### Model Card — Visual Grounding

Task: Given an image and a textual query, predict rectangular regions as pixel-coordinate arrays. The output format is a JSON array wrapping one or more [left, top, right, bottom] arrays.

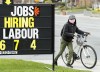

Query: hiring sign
[[0, 0, 54, 55]]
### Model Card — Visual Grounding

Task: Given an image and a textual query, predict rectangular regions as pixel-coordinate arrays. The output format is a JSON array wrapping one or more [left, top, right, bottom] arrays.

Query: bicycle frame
[[73, 34, 89, 59]]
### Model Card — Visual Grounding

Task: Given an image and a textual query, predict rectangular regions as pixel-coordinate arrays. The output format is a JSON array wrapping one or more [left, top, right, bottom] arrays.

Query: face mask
[[69, 19, 75, 24]]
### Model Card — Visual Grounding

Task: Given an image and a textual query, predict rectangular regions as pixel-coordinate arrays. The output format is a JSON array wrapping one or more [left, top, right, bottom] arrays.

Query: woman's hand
[[84, 32, 90, 35]]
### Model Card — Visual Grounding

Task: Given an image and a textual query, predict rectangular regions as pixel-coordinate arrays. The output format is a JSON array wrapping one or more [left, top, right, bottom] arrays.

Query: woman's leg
[[54, 38, 68, 62], [67, 41, 73, 64]]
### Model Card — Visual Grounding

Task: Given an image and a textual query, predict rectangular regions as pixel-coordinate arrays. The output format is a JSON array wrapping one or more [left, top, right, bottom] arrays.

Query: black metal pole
[[53, 51, 55, 71], [52, 4, 55, 71]]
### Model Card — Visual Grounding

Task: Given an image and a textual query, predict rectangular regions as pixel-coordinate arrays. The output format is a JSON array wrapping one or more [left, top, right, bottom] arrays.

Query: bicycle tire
[[80, 45, 97, 69]]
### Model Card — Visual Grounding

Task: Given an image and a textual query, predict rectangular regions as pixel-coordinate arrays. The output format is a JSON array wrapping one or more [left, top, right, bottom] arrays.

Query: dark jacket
[[61, 19, 84, 42]]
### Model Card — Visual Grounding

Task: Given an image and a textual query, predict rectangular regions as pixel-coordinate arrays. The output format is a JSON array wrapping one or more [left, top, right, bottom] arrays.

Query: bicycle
[[61, 33, 97, 69]]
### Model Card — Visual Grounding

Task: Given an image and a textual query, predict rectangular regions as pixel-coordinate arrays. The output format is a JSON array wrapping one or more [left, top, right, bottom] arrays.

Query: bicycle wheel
[[61, 48, 74, 65], [80, 45, 97, 69]]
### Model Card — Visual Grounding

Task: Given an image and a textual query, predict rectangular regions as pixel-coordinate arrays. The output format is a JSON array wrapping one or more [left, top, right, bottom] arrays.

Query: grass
[[66, 8, 85, 13], [92, 10, 100, 14], [0, 58, 90, 72], [56, 5, 100, 14], [55, 6, 85, 13]]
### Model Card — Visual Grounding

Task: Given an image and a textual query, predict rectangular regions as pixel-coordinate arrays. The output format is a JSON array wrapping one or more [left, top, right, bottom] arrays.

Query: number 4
[[30, 40, 36, 50]]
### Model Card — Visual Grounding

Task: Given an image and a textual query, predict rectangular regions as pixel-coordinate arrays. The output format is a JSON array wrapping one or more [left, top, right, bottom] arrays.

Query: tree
[[44, 0, 52, 3]]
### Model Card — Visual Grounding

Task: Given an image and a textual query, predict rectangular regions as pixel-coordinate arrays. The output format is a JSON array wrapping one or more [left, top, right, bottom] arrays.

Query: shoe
[[73, 52, 80, 60], [76, 56, 80, 60], [54, 61, 58, 66], [66, 63, 73, 68]]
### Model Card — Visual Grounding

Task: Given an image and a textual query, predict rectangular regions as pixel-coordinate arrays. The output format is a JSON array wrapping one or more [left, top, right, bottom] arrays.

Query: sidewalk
[[33, 59, 100, 72], [84, 10, 100, 17], [55, 10, 100, 18]]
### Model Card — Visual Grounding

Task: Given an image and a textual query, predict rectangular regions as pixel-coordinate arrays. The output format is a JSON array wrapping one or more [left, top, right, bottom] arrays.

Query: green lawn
[[0, 59, 90, 72], [92, 10, 100, 14], [66, 8, 85, 13]]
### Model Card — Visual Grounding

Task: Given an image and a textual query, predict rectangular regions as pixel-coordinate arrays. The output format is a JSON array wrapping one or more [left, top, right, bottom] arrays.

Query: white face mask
[[69, 19, 75, 24]]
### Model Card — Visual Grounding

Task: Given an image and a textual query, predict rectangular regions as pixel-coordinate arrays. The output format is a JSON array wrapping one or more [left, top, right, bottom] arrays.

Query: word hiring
[[11, 6, 35, 16]]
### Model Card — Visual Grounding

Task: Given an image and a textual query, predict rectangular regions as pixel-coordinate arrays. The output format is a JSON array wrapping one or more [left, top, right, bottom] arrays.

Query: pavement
[[32, 59, 100, 72]]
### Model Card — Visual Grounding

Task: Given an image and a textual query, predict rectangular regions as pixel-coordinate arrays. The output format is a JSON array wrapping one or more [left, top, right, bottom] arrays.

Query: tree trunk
[[84, 0, 86, 8]]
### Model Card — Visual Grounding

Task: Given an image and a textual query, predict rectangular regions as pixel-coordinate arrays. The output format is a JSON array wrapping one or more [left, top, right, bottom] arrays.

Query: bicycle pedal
[[75, 56, 80, 60], [76, 57, 80, 60]]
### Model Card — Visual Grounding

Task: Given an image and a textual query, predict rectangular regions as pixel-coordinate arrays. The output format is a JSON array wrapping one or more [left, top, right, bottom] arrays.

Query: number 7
[[14, 40, 19, 50]]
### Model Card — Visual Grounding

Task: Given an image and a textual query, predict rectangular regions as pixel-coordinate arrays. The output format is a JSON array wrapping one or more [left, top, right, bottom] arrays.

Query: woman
[[54, 15, 89, 68]]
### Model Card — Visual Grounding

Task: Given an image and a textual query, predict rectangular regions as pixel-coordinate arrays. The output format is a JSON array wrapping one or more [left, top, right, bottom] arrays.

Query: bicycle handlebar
[[74, 33, 90, 42], [74, 33, 90, 38]]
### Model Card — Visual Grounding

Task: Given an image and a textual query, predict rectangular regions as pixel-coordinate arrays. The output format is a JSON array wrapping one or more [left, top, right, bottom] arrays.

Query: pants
[[54, 38, 73, 64]]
